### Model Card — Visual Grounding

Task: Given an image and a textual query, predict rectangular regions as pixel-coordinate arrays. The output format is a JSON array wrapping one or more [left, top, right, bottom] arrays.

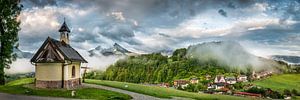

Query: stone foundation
[[63, 78, 81, 88], [35, 78, 81, 88]]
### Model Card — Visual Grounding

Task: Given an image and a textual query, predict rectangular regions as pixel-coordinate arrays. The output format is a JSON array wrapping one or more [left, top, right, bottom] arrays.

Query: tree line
[[100, 48, 253, 84]]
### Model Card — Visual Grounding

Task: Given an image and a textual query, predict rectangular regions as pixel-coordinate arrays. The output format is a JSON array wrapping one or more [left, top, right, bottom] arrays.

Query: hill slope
[[102, 41, 288, 84], [252, 74, 300, 92], [187, 41, 284, 71]]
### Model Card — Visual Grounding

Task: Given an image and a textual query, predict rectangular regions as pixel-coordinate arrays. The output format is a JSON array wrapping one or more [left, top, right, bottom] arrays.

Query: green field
[[85, 79, 250, 100], [0, 78, 132, 100], [252, 74, 300, 92]]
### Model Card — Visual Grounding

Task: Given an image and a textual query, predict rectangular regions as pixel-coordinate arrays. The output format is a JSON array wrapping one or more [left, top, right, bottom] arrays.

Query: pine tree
[[0, 0, 22, 85]]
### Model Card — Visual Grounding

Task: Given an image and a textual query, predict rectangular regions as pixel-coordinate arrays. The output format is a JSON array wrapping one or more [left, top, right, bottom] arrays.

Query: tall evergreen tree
[[0, 0, 22, 85]]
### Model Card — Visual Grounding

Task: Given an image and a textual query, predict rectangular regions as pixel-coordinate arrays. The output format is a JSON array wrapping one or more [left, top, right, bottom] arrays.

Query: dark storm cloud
[[19, 0, 300, 56], [158, 33, 171, 38], [22, 0, 57, 8], [99, 23, 141, 45], [236, 23, 300, 45], [218, 9, 227, 17], [22, 0, 259, 28]]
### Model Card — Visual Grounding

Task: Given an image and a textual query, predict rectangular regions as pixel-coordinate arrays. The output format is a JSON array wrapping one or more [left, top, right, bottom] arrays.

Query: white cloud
[[6, 58, 34, 74], [154, 11, 294, 39], [239, 41, 300, 58], [77, 50, 124, 70], [109, 11, 126, 21]]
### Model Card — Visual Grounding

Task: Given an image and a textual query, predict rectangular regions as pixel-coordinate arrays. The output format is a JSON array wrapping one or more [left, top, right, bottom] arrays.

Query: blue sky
[[19, 0, 300, 57]]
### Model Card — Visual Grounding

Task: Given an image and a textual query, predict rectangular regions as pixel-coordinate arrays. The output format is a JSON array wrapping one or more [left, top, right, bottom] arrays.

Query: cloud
[[6, 58, 34, 74], [16, 0, 300, 66], [77, 49, 124, 70], [218, 9, 227, 17], [19, 6, 94, 51]]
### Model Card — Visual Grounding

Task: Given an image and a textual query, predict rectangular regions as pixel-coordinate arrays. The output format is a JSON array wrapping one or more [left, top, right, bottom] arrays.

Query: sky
[[8, 0, 300, 73]]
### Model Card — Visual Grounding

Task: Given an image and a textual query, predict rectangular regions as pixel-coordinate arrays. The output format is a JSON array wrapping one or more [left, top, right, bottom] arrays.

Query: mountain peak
[[113, 43, 120, 47], [113, 43, 131, 53], [88, 43, 133, 57], [272, 55, 300, 65]]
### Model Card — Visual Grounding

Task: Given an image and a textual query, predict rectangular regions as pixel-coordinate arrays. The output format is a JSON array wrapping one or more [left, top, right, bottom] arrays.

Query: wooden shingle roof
[[30, 37, 87, 63]]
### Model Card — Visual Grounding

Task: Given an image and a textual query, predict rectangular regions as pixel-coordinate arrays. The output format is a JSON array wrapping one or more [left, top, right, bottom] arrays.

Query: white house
[[237, 75, 248, 82], [225, 77, 237, 84], [214, 75, 226, 83]]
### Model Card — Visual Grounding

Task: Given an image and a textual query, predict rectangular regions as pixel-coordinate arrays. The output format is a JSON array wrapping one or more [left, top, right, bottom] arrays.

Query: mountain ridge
[[88, 43, 136, 57]]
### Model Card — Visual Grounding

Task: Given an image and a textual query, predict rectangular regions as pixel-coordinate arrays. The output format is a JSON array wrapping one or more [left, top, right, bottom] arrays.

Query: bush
[[246, 87, 265, 94], [292, 89, 299, 96], [246, 87, 285, 99], [266, 91, 284, 99], [233, 82, 244, 90], [283, 89, 291, 96]]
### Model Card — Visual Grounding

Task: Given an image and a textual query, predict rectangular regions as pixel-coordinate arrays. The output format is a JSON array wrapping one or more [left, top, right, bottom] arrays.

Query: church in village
[[30, 20, 87, 88]]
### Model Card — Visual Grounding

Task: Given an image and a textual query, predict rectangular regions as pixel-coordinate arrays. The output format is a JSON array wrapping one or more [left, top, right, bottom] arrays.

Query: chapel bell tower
[[58, 19, 70, 44]]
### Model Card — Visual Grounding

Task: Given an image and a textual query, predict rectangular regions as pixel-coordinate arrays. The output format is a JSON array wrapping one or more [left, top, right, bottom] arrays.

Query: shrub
[[292, 89, 299, 96], [283, 89, 291, 96]]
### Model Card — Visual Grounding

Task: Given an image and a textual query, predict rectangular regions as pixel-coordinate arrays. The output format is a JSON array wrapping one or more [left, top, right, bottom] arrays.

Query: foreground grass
[[0, 78, 132, 100], [85, 79, 250, 100], [252, 74, 300, 92]]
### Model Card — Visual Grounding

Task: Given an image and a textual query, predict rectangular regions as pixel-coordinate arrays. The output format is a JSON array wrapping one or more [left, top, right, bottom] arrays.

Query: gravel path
[[0, 92, 78, 100], [83, 83, 192, 100], [83, 83, 160, 100]]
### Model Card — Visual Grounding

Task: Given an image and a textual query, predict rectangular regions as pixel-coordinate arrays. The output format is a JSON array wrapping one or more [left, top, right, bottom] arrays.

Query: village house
[[189, 77, 199, 84], [173, 79, 189, 89], [30, 20, 87, 88], [214, 75, 226, 83], [252, 71, 273, 79], [158, 83, 170, 88], [208, 83, 227, 90], [237, 75, 248, 82], [225, 76, 237, 84]]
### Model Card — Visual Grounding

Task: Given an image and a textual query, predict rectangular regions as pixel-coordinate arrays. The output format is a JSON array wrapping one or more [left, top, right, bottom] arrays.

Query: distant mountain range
[[88, 43, 137, 57], [11, 41, 299, 67], [271, 55, 300, 65], [13, 47, 34, 59]]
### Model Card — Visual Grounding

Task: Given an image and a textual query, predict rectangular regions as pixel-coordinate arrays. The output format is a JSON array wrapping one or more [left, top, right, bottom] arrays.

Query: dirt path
[[0, 92, 78, 100]]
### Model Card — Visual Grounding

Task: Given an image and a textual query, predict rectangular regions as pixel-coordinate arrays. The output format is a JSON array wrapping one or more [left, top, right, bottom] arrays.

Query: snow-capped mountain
[[88, 43, 136, 57], [271, 55, 300, 65], [13, 47, 34, 59]]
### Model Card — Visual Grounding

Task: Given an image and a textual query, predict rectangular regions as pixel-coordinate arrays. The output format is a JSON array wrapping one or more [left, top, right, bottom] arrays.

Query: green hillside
[[252, 74, 300, 92]]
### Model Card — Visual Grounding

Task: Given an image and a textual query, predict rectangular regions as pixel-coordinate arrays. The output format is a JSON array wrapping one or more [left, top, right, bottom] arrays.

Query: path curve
[[83, 83, 161, 100], [83, 83, 191, 100]]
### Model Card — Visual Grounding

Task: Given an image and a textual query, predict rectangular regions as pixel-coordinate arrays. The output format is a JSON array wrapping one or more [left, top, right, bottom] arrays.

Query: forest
[[98, 48, 254, 84]]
